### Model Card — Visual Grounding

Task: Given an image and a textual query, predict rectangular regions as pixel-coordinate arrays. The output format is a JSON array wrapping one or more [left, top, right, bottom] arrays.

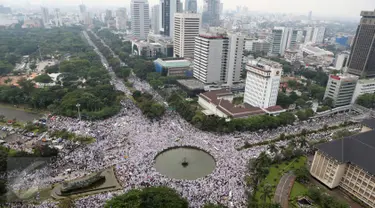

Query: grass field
[[255, 156, 307, 203], [290, 181, 308, 199]]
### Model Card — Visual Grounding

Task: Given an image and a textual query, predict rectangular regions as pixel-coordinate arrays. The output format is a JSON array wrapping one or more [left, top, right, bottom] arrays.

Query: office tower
[[308, 11, 312, 21], [151, 5, 160, 34], [304, 27, 313, 43], [226, 34, 245, 86], [84, 12, 92, 26], [115, 8, 127, 30], [54, 8, 62, 27], [131, 0, 150, 40], [269, 27, 297, 56], [173, 12, 201, 58], [79, 4, 86, 22], [202, 0, 220, 27], [335, 52, 350, 70], [324, 74, 358, 107], [185, 0, 197, 13], [104, 9, 113, 24], [311, 26, 325, 44], [160, 0, 182, 37], [193, 33, 244, 85], [244, 58, 282, 108], [41, 7, 49, 26], [347, 9, 375, 78], [193, 34, 228, 83]]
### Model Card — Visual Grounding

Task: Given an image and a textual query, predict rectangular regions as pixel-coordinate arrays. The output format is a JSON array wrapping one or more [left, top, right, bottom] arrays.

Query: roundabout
[[154, 146, 216, 180]]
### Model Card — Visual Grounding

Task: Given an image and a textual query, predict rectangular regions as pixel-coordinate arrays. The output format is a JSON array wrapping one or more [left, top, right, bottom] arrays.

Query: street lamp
[[76, 103, 81, 120]]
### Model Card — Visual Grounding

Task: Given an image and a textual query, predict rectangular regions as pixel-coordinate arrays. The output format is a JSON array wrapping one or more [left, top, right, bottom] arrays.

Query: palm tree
[[298, 137, 308, 149], [267, 144, 278, 155], [260, 183, 273, 204], [289, 139, 297, 149]]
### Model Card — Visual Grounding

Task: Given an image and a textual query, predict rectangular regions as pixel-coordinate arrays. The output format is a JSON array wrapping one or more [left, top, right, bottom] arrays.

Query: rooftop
[[154, 58, 191, 68], [317, 130, 375, 175], [199, 90, 265, 118]]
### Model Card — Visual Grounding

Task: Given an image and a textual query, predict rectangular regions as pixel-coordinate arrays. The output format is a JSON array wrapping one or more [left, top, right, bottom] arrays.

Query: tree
[[203, 203, 228, 208], [295, 166, 309, 184], [17, 78, 35, 94], [260, 184, 273, 204], [323, 97, 334, 108], [297, 137, 308, 149], [34, 74, 53, 83], [58, 198, 73, 208], [105, 187, 188, 208], [267, 144, 278, 155], [276, 92, 293, 108]]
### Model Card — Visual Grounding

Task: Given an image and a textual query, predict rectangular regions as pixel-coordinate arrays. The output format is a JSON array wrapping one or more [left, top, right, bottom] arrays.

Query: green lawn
[[255, 156, 307, 203], [290, 181, 308, 199]]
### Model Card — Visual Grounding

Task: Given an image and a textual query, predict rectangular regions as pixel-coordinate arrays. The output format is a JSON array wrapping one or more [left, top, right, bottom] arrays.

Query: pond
[[0, 106, 41, 122], [154, 146, 216, 180]]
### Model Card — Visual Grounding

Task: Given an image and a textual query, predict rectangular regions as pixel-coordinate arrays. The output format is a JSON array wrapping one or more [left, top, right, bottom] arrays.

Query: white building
[[244, 58, 283, 108], [351, 78, 375, 103], [173, 12, 201, 59], [193, 34, 228, 83], [304, 27, 313, 43], [131, 0, 150, 40], [193, 33, 245, 85], [312, 26, 326, 44], [324, 74, 358, 107], [269, 27, 298, 56], [115, 8, 127, 30], [151, 5, 160, 34], [335, 51, 350, 71], [226, 33, 245, 86]]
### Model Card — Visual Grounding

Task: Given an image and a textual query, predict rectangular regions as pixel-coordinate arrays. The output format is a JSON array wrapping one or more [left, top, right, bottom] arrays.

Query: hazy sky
[[3, 0, 375, 18]]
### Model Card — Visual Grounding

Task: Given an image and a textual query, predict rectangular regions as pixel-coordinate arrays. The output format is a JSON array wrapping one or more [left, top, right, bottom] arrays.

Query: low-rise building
[[310, 119, 375, 207], [154, 58, 192, 77], [198, 89, 265, 119], [351, 78, 375, 103], [324, 74, 358, 107]]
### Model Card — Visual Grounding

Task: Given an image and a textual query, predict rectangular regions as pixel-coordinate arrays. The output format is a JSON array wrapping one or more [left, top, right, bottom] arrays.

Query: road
[[88, 30, 167, 105]]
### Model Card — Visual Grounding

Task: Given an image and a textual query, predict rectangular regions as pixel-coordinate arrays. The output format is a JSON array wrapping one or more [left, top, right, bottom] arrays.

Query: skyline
[[2, 0, 375, 19]]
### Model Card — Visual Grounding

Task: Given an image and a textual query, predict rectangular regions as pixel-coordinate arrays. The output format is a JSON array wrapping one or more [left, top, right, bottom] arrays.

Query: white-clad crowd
[[4, 33, 362, 208]]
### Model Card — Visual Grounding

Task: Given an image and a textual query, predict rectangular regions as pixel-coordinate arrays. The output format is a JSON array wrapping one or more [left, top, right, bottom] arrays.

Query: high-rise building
[[304, 27, 313, 43], [269, 27, 297, 56], [41, 7, 49, 27], [173, 12, 201, 58], [244, 58, 282, 108], [335, 51, 350, 70], [79, 4, 86, 22], [311, 26, 325, 44], [226, 34, 245, 86], [308, 11, 312, 21], [323, 74, 359, 107], [160, 0, 183, 37], [202, 0, 220, 26], [347, 9, 375, 78], [131, 0, 150, 40], [185, 0, 197, 13], [115, 8, 127, 30], [54, 8, 62, 27], [193, 34, 229, 83], [193, 33, 244, 85], [151, 5, 160, 34]]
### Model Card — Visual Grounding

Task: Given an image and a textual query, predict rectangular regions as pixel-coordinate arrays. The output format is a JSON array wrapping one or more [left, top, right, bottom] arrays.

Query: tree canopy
[[104, 187, 188, 208]]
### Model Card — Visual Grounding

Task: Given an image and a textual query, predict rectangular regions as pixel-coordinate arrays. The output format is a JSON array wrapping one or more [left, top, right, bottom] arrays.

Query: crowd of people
[[4, 33, 365, 208]]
